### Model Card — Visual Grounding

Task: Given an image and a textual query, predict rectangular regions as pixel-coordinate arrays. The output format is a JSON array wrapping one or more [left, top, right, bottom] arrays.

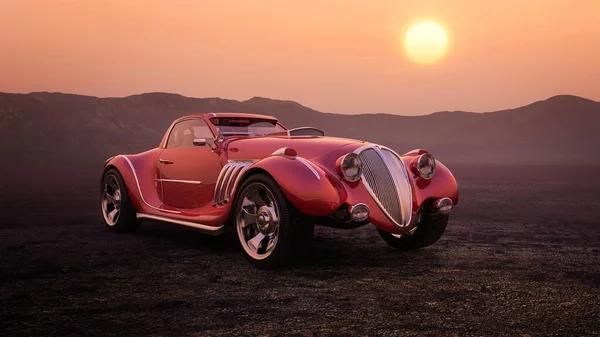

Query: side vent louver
[[213, 161, 254, 206]]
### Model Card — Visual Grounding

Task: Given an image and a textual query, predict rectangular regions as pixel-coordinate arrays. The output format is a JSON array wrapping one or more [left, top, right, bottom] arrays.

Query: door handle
[[159, 158, 173, 164]]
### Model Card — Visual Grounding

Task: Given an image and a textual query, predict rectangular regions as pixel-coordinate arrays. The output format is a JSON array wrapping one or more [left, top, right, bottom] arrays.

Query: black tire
[[378, 212, 448, 250], [233, 173, 313, 269], [100, 168, 140, 233]]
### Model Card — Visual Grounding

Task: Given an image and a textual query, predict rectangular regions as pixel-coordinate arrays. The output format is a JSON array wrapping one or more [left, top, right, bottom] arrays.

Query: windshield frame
[[207, 116, 288, 138]]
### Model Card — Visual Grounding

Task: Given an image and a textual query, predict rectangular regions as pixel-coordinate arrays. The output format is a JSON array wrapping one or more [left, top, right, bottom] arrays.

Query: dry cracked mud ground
[[1, 165, 599, 336]]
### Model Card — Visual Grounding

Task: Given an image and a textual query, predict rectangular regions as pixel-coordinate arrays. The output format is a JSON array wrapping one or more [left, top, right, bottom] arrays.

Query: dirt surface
[[1, 165, 599, 336]]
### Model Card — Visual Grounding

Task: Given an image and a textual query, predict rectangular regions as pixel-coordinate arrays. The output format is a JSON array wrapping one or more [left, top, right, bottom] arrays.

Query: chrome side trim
[[213, 160, 255, 205], [119, 156, 181, 214], [270, 147, 293, 157], [136, 213, 224, 235], [155, 178, 202, 184], [104, 155, 116, 166], [296, 157, 321, 180], [353, 145, 412, 228]]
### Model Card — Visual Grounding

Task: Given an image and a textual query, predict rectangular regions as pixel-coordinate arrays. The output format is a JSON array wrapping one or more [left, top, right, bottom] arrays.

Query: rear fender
[[240, 155, 342, 216], [102, 150, 163, 213]]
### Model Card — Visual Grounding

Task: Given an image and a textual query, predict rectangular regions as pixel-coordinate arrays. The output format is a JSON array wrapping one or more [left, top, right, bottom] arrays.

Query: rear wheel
[[101, 168, 140, 233], [378, 212, 448, 250], [234, 173, 313, 269]]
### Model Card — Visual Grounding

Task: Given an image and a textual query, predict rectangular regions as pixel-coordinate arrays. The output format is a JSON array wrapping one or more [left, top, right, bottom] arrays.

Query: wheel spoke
[[108, 178, 119, 194], [107, 208, 118, 222], [265, 234, 277, 253], [247, 232, 265, 251], [241, 208, 257, 227], [237, 182, 281, 259], [105, 192, 115, 204], [246, 188, 267, 208], [241, 196, 255, 208], [101, 175, 122, 226]]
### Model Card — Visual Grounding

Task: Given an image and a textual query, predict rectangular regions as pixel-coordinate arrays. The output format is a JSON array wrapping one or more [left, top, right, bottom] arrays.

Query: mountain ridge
[[3, 91, 596, 117], [1, 91, 599, 166]]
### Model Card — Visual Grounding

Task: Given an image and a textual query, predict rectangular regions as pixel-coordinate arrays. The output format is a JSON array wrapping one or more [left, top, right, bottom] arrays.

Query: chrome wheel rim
[[392, 213, 421, 239], [102, 174, 122, 226], [236, 182, 280, 260], [392, 225, 417, 239]]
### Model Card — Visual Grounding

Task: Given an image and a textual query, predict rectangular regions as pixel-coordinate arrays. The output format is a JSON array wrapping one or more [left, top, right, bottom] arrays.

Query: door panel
[[157, 117, 222, 212], [157, 147, 222, 211]]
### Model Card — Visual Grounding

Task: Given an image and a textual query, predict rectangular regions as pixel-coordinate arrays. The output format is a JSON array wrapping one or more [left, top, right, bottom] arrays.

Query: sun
[[404, 21, 448, 64]]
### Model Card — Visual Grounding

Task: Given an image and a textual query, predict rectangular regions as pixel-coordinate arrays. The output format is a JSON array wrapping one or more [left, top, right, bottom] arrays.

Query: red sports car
[[101, 113, 458, 268]]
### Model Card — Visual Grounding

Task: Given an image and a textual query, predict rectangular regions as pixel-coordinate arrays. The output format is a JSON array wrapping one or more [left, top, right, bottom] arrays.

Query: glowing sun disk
[[404, 21, 448, 64]]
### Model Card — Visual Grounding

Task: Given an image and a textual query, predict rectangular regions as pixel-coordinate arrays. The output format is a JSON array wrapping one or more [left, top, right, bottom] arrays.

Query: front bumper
[[331, 161, 458, 235]]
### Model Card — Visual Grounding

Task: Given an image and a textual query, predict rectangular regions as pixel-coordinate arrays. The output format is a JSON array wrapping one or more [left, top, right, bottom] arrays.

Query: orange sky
[[0, 0, 599, 115]]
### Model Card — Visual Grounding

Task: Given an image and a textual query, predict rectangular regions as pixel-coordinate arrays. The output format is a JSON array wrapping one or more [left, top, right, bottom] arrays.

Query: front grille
[[358, 147, 412, 227]]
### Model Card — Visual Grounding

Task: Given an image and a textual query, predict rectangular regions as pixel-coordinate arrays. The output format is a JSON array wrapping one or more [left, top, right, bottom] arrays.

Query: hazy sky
[[1, 0, 599, 115]]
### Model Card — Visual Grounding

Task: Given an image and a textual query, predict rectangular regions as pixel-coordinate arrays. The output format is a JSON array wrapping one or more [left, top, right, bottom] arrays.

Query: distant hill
[[1, 92, 599, 168]]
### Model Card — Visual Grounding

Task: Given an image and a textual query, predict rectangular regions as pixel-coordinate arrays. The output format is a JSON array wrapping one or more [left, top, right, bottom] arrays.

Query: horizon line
[[0, 90, 597, 118]]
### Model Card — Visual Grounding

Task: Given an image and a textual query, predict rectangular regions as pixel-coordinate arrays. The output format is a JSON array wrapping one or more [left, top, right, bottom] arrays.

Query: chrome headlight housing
[[341, 153, 362, 182], [416, 153, 436, 180]]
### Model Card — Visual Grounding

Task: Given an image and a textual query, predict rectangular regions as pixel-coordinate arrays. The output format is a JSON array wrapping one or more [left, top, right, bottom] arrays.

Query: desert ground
[[1, 164, 599, 336]]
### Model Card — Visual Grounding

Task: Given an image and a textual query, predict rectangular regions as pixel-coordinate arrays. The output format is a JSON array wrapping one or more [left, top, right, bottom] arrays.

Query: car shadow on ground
[[133, 220, 240, 254], [130, 221, 442, 275]]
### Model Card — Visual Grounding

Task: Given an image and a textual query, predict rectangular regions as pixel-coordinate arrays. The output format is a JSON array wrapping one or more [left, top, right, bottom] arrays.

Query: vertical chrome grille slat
[[380, 149, 413, 224], [356, 146, 413, 227]]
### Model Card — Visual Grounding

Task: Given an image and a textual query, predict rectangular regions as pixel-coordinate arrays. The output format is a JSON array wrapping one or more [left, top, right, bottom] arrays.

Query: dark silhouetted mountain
[[1, 92, 599, 166]]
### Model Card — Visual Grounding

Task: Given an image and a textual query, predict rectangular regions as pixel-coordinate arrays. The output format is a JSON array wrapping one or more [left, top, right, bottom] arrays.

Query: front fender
[[408, 160, 459, 208], [245, 155, 342, 216]]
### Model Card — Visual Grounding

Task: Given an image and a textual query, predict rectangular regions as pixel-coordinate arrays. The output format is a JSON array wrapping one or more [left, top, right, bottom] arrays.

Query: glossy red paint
[[103, 113, 459, 235], [225, 135, 364, 161], [401, 152, 459, 208], [104, 147, 231, 226], [245, 155, 341, 216], [157, 146, 222, 210]]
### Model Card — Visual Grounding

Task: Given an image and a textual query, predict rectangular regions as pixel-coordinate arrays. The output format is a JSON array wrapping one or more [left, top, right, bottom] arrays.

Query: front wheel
[[378, 212, 449, 250], [234, 173, 313, 269]]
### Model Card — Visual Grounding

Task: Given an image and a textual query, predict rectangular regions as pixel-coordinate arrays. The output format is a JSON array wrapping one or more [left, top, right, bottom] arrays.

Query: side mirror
[[193, 138, 207, 146], [211, 134, 225, 154]]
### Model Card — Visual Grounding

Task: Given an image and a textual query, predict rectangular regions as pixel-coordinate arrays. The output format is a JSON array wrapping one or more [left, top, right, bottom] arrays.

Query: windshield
[[209, 117, 286, 137]]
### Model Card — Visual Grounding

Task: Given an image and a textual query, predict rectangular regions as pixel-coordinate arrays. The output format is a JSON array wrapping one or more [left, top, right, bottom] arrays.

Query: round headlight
[[350, 203, 370, 222], [417, 153, 436, 180], [434, 198, 453, 214], [341, 153, 362, 182]]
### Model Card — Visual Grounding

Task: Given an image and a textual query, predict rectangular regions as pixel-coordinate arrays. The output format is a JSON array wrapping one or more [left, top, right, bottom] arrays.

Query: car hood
[[224, 136, 366, 161]]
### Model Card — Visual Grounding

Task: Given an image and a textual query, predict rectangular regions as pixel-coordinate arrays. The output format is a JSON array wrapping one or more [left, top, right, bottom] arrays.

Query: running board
[[136, 213, 225, 236]]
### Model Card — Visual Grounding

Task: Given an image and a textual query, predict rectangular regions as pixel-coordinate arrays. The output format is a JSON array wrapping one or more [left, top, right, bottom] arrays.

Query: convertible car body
[[101, 113, 458, 268]]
